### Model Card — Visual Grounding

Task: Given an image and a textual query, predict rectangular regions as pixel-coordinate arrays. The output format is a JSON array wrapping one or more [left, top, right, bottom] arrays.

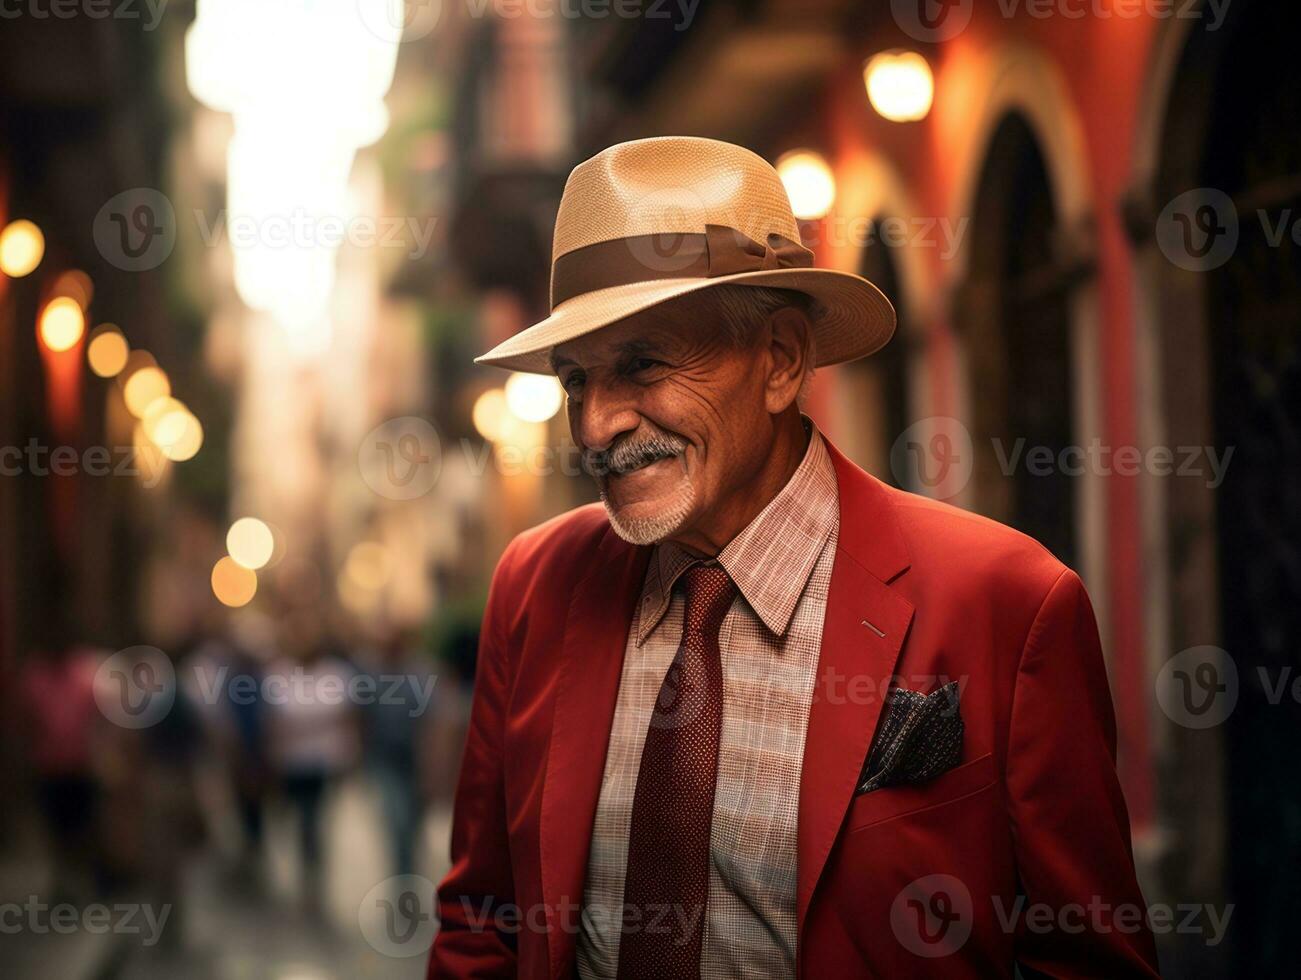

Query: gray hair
[[705, 285, 822, 404]]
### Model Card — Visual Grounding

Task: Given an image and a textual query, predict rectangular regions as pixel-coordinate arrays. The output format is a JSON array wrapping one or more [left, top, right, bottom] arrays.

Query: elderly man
[[429, 137, 1159, 979]]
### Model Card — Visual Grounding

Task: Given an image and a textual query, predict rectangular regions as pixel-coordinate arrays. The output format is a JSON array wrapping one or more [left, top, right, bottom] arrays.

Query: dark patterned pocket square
[[856, 681, 964, 795]]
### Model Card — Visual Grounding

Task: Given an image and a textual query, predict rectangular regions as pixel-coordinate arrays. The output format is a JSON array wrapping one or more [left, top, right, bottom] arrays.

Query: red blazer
[[429, 439, 1160, 979]]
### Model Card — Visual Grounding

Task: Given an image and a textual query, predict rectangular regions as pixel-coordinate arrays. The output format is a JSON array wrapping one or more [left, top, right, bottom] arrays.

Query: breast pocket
[[842, 751, 997, 834]]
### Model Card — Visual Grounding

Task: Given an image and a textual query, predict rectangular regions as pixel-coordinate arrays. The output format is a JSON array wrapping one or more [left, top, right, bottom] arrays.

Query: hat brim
[[474, 267, 896, 374]]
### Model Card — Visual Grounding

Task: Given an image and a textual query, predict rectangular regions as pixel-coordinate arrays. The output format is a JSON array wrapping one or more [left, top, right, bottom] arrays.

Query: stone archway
[[956, 112, 1078, 567]]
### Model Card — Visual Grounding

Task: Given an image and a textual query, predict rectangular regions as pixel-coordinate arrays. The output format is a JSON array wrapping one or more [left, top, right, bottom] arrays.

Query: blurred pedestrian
[[187, 629, 270, 876], [139, 641, 205, 950], [362, 628, 435, 878], [266, 629, 358, 911], [19, 622, 104, 901]]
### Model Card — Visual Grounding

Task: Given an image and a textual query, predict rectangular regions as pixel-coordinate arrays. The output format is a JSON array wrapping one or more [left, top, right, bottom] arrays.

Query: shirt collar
[[636, 422, 839, 645]]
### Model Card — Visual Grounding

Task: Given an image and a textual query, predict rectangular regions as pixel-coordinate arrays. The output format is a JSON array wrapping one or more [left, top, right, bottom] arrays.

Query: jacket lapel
[[540, 528, 651, 979], [797, 441, 916, 935]]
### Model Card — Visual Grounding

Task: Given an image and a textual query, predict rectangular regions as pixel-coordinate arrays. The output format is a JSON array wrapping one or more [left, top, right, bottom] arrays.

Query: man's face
[[551, 296, 775, 547]]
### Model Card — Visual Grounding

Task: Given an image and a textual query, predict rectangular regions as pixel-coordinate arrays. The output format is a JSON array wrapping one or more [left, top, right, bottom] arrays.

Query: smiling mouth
[[609, 455, 681, 478], [601, 453, 688, 504]]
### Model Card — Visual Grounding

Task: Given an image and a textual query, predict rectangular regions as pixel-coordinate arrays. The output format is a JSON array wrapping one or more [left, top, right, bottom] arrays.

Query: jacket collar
[[795, 438, 915, 936]]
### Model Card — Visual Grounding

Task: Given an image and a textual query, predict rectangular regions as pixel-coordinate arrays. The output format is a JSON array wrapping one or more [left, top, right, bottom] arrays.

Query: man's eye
[[630, 357, 661, 373], [561, 373, 585, 394]]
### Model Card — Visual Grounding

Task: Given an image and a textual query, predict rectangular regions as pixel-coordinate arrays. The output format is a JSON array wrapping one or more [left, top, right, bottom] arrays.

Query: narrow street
[[118, 776, 450, 980]]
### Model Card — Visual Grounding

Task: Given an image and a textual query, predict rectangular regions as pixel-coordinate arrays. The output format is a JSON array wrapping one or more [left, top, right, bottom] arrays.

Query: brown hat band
[[549, 223, 814, 309]]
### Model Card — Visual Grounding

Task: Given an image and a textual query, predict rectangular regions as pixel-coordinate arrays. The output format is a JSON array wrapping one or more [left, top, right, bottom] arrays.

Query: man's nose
[[573, 379, 640, 452]]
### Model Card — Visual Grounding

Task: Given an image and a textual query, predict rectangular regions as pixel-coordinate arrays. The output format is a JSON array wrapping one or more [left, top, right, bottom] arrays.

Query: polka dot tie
[[617, 564, 737, 980]]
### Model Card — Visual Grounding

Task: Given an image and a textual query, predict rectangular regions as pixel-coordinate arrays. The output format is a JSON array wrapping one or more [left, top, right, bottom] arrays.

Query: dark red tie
[[617, 564, 737, 980]]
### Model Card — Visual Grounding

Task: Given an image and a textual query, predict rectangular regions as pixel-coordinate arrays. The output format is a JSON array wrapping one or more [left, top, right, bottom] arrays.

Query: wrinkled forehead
[[550, 296, 719, 371]]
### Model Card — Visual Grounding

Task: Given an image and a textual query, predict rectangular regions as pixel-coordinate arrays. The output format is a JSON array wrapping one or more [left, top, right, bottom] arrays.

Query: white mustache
[[584, 431, 688, 478]]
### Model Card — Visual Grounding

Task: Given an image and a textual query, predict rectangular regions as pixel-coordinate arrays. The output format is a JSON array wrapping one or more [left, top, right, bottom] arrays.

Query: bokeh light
[[775, 150, 836, 220], [472, 388, 509, 442], [38, 296, 86, 352], [344, 541, 390, 591], [864, 50, 934, 122], [87, 325, 130, 378], [0, 219, 44, 277], [160, 410, 203, 461], [505, 372, 564, 422], [141, 396, 186, 442], [227, 517, 275, 570], [122, 365, 172, 417], [140, 396, 203, 461], [50, 269, 94, 309], [212, 555, 258, 607]]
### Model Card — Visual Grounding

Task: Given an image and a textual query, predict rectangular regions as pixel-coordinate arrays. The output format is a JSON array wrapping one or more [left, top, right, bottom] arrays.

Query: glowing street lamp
[[864, 50, 934, 123], [775, 150, 836, 220]]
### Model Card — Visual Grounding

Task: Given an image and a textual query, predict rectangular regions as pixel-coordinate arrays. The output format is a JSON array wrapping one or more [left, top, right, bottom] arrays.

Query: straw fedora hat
[[475, 136, 896, 374]]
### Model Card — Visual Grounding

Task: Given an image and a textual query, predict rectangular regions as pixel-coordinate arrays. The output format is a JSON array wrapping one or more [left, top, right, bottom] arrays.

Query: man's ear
[[763, 307, 812, 413]]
